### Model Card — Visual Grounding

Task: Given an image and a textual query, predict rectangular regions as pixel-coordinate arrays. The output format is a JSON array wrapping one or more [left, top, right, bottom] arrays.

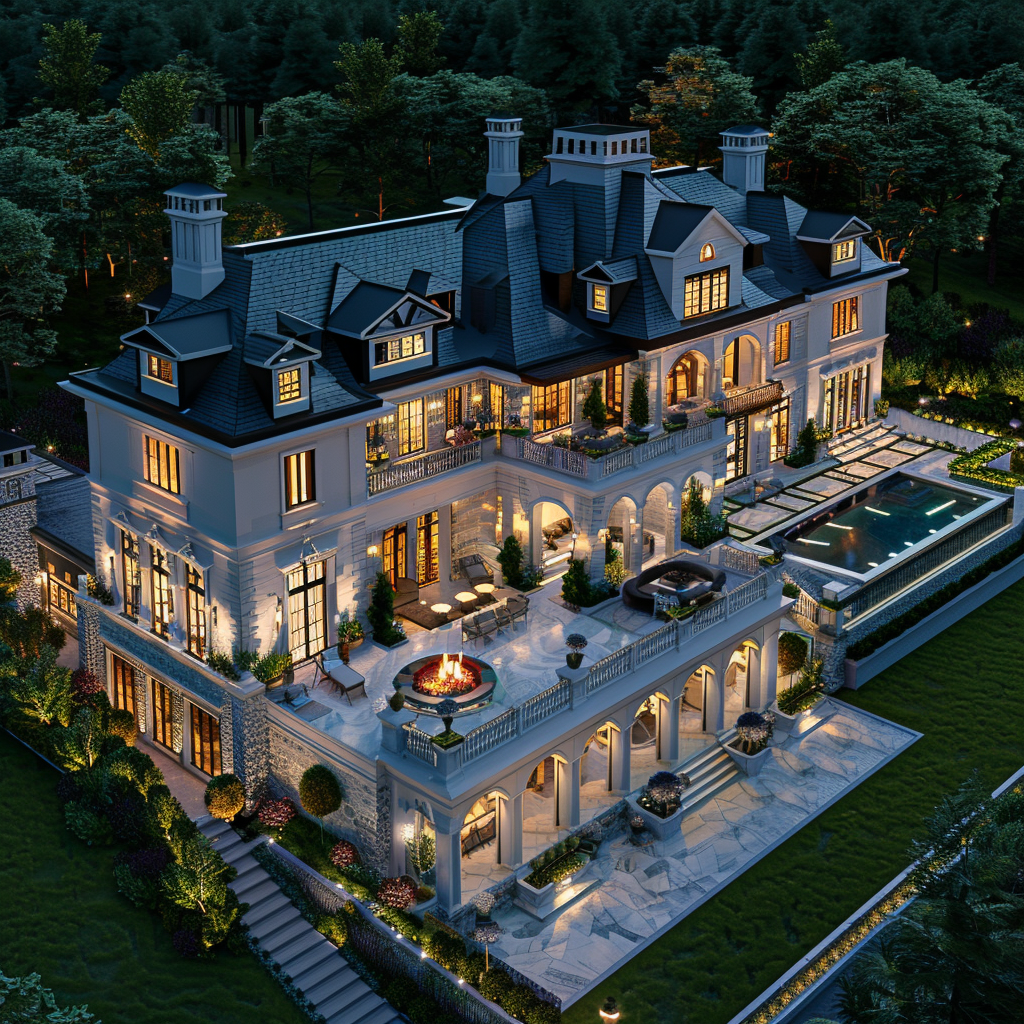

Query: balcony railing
[[721, 379, 784, 417], [367, 440, 482, 496], [498, 418, 721, 482]]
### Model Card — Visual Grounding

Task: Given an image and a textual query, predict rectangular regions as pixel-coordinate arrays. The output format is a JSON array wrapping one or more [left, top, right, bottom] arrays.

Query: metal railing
[[721, 379, 784, 417], [403, 723, 438, 766], [367, 440, 482, 496], [715, 543, 762, 576]]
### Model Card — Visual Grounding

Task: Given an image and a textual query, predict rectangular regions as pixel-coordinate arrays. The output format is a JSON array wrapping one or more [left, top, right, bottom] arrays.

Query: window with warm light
[[150, 546, 172, 639], [591, 284, 608, 312], [146, 353, 174, 383], [684, 267, 729, 318], [144, 436, 180, 494], [774, 321, 791, 364], [398, 399, 424, 455], [284, 449, 315, 509], [375, 332, 426, 366], [277, 367, 302, 403], [699, 242, 716, 262], [186, 563, 206, 659], [831, 296, 860, 338], [833, 239, 857, 263]]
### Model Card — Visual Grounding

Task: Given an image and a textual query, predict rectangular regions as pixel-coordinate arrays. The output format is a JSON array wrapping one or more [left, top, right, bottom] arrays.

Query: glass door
[[382, 524, 407, 589], [605, 365, 624, 426], [770, 399, 790, 461], [726, 416, 747, 481], [287, 560, 326, 662], [416, 511, 439, 586]]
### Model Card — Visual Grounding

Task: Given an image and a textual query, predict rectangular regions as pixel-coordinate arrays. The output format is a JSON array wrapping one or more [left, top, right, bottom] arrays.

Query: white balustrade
[[367, 440, 482, 496]]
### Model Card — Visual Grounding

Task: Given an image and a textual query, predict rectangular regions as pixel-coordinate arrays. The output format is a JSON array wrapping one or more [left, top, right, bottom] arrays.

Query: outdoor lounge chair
[[458, 554, 494, 586], [312, 654, 368, 704], [494, 604, 514, 632]]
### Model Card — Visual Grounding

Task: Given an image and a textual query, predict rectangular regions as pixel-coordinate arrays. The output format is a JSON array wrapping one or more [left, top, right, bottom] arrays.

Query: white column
[[434, 823, 463, 915], [704, 668, 725, 733], [508, 792, 524, 866], [650, 355, 664, 431], [666, 696, 681, 764], [611, 725, 631, 792], [561, 757, 581, 829], [762, 628, 780, 708], [746, 644, 762, 709]]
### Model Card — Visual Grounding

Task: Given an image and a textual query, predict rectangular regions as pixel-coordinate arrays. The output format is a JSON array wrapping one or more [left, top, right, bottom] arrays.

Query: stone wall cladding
[[451, 490, 498, 578], [268, 721, 379, 864], [77, 597, 105, 680], [231, 696, 270, 806], [0, 497, 40, 610]]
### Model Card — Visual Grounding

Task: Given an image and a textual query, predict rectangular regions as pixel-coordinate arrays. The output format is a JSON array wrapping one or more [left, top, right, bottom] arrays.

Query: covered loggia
[[640, 481, 677, 566], [531, 499, 576, 582], [724, 639, 762, 713], [579, 721, 627, 823], [629, 692, 677, 790], [665, 348, 712, 407], [460, 791, 512, 905], [605, 494, 646, 572]]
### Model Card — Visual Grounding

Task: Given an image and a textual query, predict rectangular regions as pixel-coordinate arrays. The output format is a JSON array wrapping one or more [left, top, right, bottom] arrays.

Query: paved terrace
[[488, 699, 920, 1006], [289, 552, 765, 762]]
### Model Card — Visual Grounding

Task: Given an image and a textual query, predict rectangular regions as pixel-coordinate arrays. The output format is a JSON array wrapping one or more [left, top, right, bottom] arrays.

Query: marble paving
[[839, 461, 881, 479], [863, 449, 912, 468], [768, 493, 816, 511], [891, 440, 932, 455], [489, 701, 919, 1006], [796, 475, 849, 498]]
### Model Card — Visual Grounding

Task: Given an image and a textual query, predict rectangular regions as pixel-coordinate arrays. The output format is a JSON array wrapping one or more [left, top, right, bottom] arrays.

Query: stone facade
[[229, 695, 271, 804], [0, 497, 39, 610]]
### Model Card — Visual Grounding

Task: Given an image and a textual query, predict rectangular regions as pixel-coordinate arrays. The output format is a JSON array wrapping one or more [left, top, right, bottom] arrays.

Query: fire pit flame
[[413, 652, 481, 696]]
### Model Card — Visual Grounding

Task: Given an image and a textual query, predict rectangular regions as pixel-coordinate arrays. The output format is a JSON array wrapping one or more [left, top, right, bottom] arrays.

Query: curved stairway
[[198, 817, 401, 1024]]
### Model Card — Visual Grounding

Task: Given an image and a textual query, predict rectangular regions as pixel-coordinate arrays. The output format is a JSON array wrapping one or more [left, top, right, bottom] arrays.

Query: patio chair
[[494, 604, 514, 632], [312, 654, 368, 705], [505, 595, 529, 628]]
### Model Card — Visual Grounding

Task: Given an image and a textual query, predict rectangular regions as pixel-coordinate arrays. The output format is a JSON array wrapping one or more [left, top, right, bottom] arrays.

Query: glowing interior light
[[825, 522, 853, 531], [926, 500, 955, 516], [797, 538, 831, 546], [865, 506, 891, 516]]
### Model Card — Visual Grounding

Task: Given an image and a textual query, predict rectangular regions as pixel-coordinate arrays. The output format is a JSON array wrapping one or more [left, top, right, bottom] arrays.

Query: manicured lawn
[[563, 578, 1024, 1024], [0, 733, 307, 1024]]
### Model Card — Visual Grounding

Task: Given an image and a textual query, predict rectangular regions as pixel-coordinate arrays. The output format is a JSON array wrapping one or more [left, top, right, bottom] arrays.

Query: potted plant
[[236, 648, 293, 688], [337, 611, 365, 663], [564, 633, 588, 669], [722, 710, 775, 775], [627, 373, 649, 437], [582, 377, 607, 432], [773, 657, 831, 734], [627, 770, 692, 839]]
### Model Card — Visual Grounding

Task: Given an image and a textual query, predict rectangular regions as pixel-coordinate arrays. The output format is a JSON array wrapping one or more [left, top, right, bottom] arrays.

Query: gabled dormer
[[797, 212, 871, 278], [328, 279, 452, 384], [645, 202, 746, 321], [244, 331, 321, 418], [577, 258, 637, 323], [121, 309, 233, 407]]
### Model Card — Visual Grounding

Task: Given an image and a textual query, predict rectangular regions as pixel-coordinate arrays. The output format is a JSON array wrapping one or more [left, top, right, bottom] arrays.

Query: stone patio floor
[[488, 699, 920, 1007]]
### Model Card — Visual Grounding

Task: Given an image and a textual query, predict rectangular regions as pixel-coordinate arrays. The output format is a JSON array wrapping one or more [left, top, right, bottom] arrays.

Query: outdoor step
[[231, 862, 267, 893], [681, 749, 731, 783], [348, 1002, 403, 1024], [249, 905, 304, 941], [208, 829, 244, 853], [291, 955, 355, 995], [261, 918, 315, 955], [306, 970, 370, 1006], [242, 892, 292, 927], [679, 759, 738, 811], [318, 988, 383, 1023], [279, 938, 339, 976], [225, 852, 260, 876], [198, 817, 231, 839], [276, 937, 331, 966], [230, 876, 278, 906]]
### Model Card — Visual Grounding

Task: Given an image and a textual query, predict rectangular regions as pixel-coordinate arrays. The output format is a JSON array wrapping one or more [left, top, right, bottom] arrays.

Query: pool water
[[781, 474, 986, 575]]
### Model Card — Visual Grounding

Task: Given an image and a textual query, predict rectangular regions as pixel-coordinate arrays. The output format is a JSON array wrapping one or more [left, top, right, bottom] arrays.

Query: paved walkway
[[489, 700, 920, 1006], [141, 739, 209, 819]]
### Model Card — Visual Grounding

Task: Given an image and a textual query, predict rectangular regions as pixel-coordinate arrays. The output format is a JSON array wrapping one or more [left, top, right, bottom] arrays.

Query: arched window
[[699, 243, 715, 262]]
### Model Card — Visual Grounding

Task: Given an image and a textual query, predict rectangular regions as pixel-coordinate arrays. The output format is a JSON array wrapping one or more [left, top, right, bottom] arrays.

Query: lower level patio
[[487, 699, 920, 1006]]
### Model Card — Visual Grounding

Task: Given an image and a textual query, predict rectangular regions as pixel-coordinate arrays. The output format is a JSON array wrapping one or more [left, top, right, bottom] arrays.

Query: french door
[[726, 416, 747, 481], [382, 524, 407, 589], [416, 511, 439, 586], [287, 560, 326, 662]]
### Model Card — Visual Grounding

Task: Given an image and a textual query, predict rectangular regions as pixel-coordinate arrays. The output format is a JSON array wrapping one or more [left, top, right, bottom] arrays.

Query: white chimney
[[485, 116, 523, 197], [164, 183, 228, 300], [719, 126, 769, 194]]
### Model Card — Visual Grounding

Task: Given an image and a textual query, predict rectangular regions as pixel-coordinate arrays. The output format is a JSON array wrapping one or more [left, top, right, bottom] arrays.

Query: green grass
[[903, 249, 1024, 321], [0, 732, 307, 1024], [563, 578, 1024, 1024]]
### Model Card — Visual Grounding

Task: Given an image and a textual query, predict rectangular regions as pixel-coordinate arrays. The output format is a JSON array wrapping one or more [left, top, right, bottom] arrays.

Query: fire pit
[[394, 653, 498, 714], [413, 652, 481, 696]]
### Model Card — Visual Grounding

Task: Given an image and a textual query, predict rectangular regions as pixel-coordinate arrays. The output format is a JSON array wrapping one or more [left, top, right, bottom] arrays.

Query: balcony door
[[726, 416, 747, 481], [416, 510, 439, 586], [287, 560, 326, 662], [382, 524, 407, 589]]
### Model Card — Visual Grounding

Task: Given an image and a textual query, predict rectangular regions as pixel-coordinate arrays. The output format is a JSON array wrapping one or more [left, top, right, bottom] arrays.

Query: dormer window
[[277, 367, 302, 403], [684, 267, 730, 318], [699, 243, 716, 263], [833, 240, 856, 263], [375, 332, 426, 366], [591, 285, 608, 313], [147, 354, 174, 383]]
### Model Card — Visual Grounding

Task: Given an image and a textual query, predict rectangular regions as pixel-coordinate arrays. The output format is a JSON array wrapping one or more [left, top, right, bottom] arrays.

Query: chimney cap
[[164, 182, 228, 199], [720, 124, 769, 137]]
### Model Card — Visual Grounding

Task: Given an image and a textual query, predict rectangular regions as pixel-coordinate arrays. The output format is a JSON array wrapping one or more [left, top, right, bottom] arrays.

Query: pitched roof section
[[329, 283, 452, 339], [646, 202, 713, 253], [121, 309, 233, 360], [243, 332, 321, 368], [797, 211, 872, 242]]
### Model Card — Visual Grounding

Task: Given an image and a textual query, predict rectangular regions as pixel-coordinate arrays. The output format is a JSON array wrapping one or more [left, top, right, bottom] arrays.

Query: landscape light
[[926, 501, 955, 516], [865, 506, 890, 516]]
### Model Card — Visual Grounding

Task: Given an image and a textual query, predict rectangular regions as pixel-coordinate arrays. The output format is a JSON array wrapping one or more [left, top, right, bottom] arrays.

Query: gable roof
[[243, 332, 321, 368], [121, 309, 233, 360], [328, 283, 451, 340], [797, 211, 872, 243]]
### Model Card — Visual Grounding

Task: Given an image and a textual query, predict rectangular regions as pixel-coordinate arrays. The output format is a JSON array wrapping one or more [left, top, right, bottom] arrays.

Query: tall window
[[146, 354, 174, 383], [284, 450, 315, 509], [684, 267, 729, 318], [150, 547, 172, 639], [46, 565, 77, 620], [110, 655, 136, 718], [416, 511, 439, 586], [488, 382, 505, 428], [605, 365, 624, 427], [398, 399, 424, 455], [144, 436, 180, 494], [831, 297, 860, 338], [531, 381, 572, 433], [121, 530, 140, 619], [445, 387, 463, 431], [590, 284, 608, 312], [152, 679, 175, 750], [190, 705, 221, 776], [833, 240, 856, 263], [287, 560, 326, 662], [277, 367, 302, 403], [770, 399, 790, 461], [773, 321, 791, 365], [186, 564, 206, 659], [375, 332, 426, 365]]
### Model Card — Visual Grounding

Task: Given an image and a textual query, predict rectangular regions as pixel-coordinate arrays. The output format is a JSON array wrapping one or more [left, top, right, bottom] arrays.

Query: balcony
[[366, 439, 482, 496], [720, 379, 784, 418], [498, 417, 724, 482]]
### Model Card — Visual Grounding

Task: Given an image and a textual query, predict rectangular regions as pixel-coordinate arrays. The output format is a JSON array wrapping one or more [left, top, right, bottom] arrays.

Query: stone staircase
[[198, 817, 401, 1024], [676, 743, 740, 814]]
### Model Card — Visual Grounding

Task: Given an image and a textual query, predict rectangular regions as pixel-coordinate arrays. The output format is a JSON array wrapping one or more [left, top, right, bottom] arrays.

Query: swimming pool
[[780, 473, 1002, 578]]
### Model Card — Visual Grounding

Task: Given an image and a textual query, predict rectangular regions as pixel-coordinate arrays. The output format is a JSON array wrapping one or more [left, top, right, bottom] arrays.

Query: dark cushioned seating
[[622, 560, 726, 614]]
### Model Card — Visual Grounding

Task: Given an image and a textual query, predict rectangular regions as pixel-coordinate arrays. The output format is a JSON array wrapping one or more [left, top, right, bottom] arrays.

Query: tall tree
[[631, 0, 697, 81], [251, 93, 349, 229], [396, 10, 446, 77], [632, 46, 759, 167], [465, 0, 522, 78], [271, 12, 339, 98], [772, 60, 1012, 289], [794, 18, 845, 90], [513, 0, 622, 119], [37, 19, 109, 119], [161, 51, 227, 110], [0, 199, 66, 400], [738, 0, 808, 114], [120, 70, 199, 161]]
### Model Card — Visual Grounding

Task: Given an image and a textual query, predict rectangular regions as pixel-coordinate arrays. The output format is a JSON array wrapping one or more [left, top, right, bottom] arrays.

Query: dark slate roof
[[244, 333, 321, 367], [797, 211, 870, 242], [165, 182, 226, 198], [122, 309, 233, 359], [723, 125, 769, 136], [329, 282, 404, 337], [646, 202, 713, 253], [137, 282, 171, 312], [564, 123, 636, 136], [0, 432, 32, 454]]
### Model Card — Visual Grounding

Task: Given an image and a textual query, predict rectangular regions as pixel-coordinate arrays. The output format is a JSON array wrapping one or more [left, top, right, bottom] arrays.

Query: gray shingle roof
[[646, 201, 713, 253], [122, 309, 233, 359]]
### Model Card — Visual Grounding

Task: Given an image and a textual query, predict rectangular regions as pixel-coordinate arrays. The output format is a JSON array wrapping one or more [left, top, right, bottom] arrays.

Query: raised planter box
[[625, 793, 686, 840], [772, 695, 834, 736], [721, 739, 773, 776], [514, 856, 596, 920]]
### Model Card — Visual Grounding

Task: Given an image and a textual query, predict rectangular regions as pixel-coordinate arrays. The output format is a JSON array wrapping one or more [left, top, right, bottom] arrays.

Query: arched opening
[[723, 335, 763, 390], [665, 350, 711, 408], [523, 754, 569, 860], [532, 500, 575, 582], [400, 810, 436, 888], [725, 640, 761, 715], [460, 791, 511, 902], [641, 482, 675, 565], [630, 692, 672, 790], [679, 664, 720, 742], [580, 723, 621, 823]]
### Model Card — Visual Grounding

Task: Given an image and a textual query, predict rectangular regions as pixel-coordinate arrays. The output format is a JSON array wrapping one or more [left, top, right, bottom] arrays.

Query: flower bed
[[948, 438, 1024, 493]]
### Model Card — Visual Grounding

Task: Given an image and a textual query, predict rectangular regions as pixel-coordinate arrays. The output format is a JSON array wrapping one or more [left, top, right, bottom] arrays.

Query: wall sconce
[[597, 528, 608, 540], [400, 823, 415, 843], [471, 393, 482, 404], [36, 571, 47, 587], [367, 544, 379, 557], [274, 597, 282, 628], [629, 516, 636, 525]]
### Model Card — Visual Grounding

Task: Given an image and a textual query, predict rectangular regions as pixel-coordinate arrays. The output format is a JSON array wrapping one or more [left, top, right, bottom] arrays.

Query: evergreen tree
[[631, 0, 697, 79], [628, 372, 649, 428], [465, 0, 521, 78], [37, 19, 109, 119], [162, 50, 227, 110], [853, 0, 928, 66], [397, 10, 446, 77], [120, 70, 198, 160], [272, 14, 339, 98], [794, 19, 845, 90], [582, 377, 607, 430], [738, 0, 807, 115], [435, 0, 487, 73]]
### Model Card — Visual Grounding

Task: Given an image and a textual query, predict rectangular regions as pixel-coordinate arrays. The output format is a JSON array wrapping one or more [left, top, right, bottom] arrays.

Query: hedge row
[[948, 438, 1024, 494]]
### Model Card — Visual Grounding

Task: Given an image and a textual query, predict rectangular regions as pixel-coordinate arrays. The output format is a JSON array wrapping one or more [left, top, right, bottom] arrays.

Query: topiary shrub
[[376, 876, 416, 910], [389, 691, 406, 712], [366, 572, 396, 641], [329, 839, 360, 868], [106, 708, 138, 746], [778, 632, 809, 676], [204, 773, 245, 820], [561, 559, 591, 611], [299, 764, 343, 839], [496, 534, 525, 589]]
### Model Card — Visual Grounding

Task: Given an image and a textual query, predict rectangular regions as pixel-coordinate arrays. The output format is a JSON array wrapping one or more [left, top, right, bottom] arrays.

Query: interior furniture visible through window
[[284, 449, 315, 509]]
